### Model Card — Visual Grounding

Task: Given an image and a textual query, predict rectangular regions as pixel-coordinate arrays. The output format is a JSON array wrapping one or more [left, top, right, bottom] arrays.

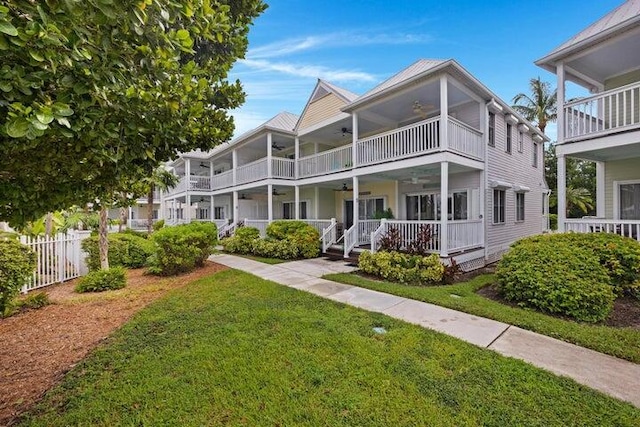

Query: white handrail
[[211, 170, 234, 190], [565, 219, 640, 241], [358, 219, 381, 245], [236, 158, 269, 185], [448, 117, 483, 160], [190, 176, 211, 191], [370, 220, 386, 253], [271, 157, 295, 179], [321, 218, 338, 253], [298, 145, 353, 178], [343, 224, 357, 258]]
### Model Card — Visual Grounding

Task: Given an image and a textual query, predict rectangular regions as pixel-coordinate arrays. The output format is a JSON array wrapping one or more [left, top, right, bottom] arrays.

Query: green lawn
[[324, 273, 640, 364], [20, 269, 638, 426]]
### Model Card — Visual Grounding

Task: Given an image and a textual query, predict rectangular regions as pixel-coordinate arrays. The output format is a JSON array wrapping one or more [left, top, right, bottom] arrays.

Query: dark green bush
[[148, 222, 217, 276], [267, 220, 320, 259], [223, 221, 319, 260], [221, 227, 260, 255], [497, 236, 615, 322], [120, 228, 149, 239], [75, 267, 126, 293], [153, 219, 165, 232], [251, 239, 298, 260], [265, 220, 309, 240], [358, 250, 444, 286], [0, 239, 36, 316], [82, 234, 155, 271]]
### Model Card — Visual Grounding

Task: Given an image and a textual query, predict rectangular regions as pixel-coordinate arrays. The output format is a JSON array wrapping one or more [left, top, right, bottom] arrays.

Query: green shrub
[[15, 291, 51, 311], [222, 227, 260, 255], [266, 220, 320, 259], [75, 267, 126, 293], [265, 220, 309, 240], [0, 239, 36, 316], [82, 234, 155, 271], [251, 239, 298, 260], [148, 222, 217, 276], [358, 250, 444, 286], [549, 214, 558, 230], [120, 228, 148, 239], [497, 236, 615, 322], [513, 232, 640, 299], [153, 219, 165, 232]]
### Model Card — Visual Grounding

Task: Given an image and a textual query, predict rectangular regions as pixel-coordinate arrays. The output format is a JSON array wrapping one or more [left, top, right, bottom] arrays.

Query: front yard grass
[[21, 269, 638, 426], [324, 273, 640, 364]]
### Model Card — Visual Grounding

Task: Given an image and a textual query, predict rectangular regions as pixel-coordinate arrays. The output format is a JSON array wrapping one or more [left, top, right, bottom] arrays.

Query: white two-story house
[[163, 59, 549, 269], [536, 0, 640, 240]]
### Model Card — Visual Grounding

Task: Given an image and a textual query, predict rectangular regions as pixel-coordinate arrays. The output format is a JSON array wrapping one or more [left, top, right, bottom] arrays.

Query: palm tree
[[512, 77, 557, 134], [144, 168, 179, 234], [550, 186, 594, 217]]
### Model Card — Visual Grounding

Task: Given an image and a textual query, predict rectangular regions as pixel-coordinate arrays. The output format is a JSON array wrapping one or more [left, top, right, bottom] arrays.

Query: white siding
[[604, 156, 640, 218]]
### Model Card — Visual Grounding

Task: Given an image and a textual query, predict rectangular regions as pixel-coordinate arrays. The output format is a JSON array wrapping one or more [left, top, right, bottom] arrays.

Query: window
[[196, 208, 209, 220], [493, 189, 505, 224], [406, 191, 468, 221], [283, 201, 308, 219], [518, 131, 524, 152], [359, 197, 385, 219], [214, 206, 225, 220], [532, 142, 538, 168], [176, 208, 183, 219], [516, 193, 525, 222], [506, 123, 512, 154], [619, 183, 640, 220], [488, 112, 495, 146]]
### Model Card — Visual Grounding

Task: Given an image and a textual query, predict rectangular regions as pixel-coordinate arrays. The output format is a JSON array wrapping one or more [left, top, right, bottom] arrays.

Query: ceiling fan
[[401, 173, 432, 185], [271, 142, 285, 151], [199, 162, 210, 169], [334, 127, 352, 136], [239, 194, 251, 200], [272, 188, 286, 196], [333, 183, 353, 192], [412, 100, 435, 119]]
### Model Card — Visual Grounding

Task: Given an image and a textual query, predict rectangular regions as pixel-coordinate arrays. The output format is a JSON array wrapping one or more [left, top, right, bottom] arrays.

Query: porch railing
[[302, 219, 334, 235], [321, 219, 338, 253], [244, 219, 270, 237], [129, 219, 157, 229], [358, 220, 381, 245], [448, 220, 483, 252], [564, 81, 640, 141], [565, 219, 640, 241], [356, 117, 440, 166], [448, 117, 484, 160], [298, 145, 352, 178], [212, 170, 234, 190], [236, 158, 268, 185], [343, 225, 358, 258], [190, 176, 211, 191], [271, 157, 295, 179]]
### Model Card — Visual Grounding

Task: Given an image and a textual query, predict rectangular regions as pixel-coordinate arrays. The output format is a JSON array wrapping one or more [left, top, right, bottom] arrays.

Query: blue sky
[[229, 0, 623, 141]]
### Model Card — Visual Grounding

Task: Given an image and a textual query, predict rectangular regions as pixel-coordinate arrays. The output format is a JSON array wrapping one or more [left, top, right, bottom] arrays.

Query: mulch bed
[[477, 283, 640, 328], [0, 261, 226, 426]]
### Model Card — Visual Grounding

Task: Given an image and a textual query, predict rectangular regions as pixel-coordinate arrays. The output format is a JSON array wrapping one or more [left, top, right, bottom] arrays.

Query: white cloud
[[230, 110, 271, 138], [239, 59, 376, 83]]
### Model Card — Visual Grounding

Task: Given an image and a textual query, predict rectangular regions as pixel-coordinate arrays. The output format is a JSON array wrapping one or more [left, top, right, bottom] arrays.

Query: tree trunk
[[45, 212, 53, 237], [147, 184, 154, 235], [99, 207, 109, 270]]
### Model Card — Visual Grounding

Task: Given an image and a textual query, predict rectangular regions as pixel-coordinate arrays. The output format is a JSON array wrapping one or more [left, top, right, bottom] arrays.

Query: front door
[[344, 200, 354, 229]]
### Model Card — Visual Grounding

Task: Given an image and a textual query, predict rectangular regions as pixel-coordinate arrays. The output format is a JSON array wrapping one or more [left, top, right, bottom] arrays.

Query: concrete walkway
[[211, 254, 640, 408]]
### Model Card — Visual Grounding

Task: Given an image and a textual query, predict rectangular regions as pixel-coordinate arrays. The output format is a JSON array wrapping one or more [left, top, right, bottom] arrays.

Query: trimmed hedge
[[0, 239, 36, 316], [221, 227, 260, 255], [82, 233, 155, 271], [497, 235, 616, 322], [358, 250, 444, 286], [148, 222, 217, 275], [266, 220, 320, 259], [76, 267, 126, 293]]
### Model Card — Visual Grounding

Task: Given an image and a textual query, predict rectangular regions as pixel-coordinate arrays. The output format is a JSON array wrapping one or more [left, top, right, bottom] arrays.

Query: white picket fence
[[19, 232, 89, 293]]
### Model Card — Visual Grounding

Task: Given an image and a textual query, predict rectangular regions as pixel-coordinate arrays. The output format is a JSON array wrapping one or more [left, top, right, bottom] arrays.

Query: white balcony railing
[[298, 145, 353, 178], [190, 176, 211, 191], [302, 219, 334, 235], [565, 219, 640, 241], [448, 117, 484, 160], [212, 170, 234, 190], [448, 220, 483, 252], [243, 219, 270, 237], [356, 117, 441, 166], [564, 81, 640, 141], [272, 157, 295, 179], [236, 158, 269, 185]]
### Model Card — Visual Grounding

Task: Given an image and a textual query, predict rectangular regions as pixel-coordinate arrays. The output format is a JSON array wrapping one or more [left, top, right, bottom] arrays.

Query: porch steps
[[323, 245, 360, 265]]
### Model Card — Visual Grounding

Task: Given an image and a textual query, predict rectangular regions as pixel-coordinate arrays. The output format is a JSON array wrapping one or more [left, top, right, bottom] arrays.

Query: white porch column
[[294, 137, 300, 179], [267, 184, 273, 222], [596, 161, 605, 218], [440, 75, 449, 151], [394, 180, 399, 218], [209, 160, 214, 190], [352, 176, 359, 238], [232, 149, 238, 185], [295, 185, 300, 219], [558, 154, 567, 231], [557, 62, 565, 143], [314, 187, 320, 219], [210, 195, 215, 221], [440, 161, 449, 257], [352, 112, 359, 167], [233, 191, 239, 224], [185, 195, 192, 222], [267, 132, 273, 178]]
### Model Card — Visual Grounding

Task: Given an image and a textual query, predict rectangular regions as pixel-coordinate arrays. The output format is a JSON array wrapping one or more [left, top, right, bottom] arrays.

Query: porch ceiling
[[570, 142, 640, 162]]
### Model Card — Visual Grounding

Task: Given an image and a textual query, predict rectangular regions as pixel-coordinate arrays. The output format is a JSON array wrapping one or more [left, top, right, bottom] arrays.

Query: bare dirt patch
[[0, 262, 226, 426]]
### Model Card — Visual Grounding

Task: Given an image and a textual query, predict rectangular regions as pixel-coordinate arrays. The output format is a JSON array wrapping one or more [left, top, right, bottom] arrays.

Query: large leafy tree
[[512, 77, 557, 134], [0, 0, 266, 226], [545, 145, 596, 218]]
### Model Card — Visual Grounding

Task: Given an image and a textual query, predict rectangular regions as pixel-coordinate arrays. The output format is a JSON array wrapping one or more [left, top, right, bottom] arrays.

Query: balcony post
[[596, 161, 605, 217], [440, 75, 449, 151], [210, 195, 215, 222], [185, 194, 192, 223], [209, 160, 214, 189], [352, 112, 358, 167], [233, 191, 239, 224], [267, 184, 273, 222], [557, 62, 565, 143], [294, 137, 300, 179], [295, 185, 300, 220], [440, 161, 449, 257], [352, 176, 359, 243], [314, 187, 320, 218], [558, 154, 567, 231], [232, 149, 238, 186], [267, 132, 273, 178]]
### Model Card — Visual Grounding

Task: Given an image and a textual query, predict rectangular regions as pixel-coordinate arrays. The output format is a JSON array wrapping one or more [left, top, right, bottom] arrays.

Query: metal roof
[[536, 0, 640, 66], [320, 80, 359, 102], [359, 59, 445, 99]]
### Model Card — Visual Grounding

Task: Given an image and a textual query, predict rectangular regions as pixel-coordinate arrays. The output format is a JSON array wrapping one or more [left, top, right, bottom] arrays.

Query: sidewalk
[[211, 254, 640, 408]]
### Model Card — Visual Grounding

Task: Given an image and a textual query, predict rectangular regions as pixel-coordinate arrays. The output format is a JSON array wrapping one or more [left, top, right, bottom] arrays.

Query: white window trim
[[492, 189, 506, 225], [613, 179, 640, 220], [518, 131, 524, 153], [405, 188, 471, 221], [343, 196, 387, 221], [515, 192, 525, 223]]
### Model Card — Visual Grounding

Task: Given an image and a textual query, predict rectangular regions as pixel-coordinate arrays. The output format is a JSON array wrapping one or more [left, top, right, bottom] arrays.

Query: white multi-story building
[[163, 59, 549, 268], [536, 0, 640, 240]]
